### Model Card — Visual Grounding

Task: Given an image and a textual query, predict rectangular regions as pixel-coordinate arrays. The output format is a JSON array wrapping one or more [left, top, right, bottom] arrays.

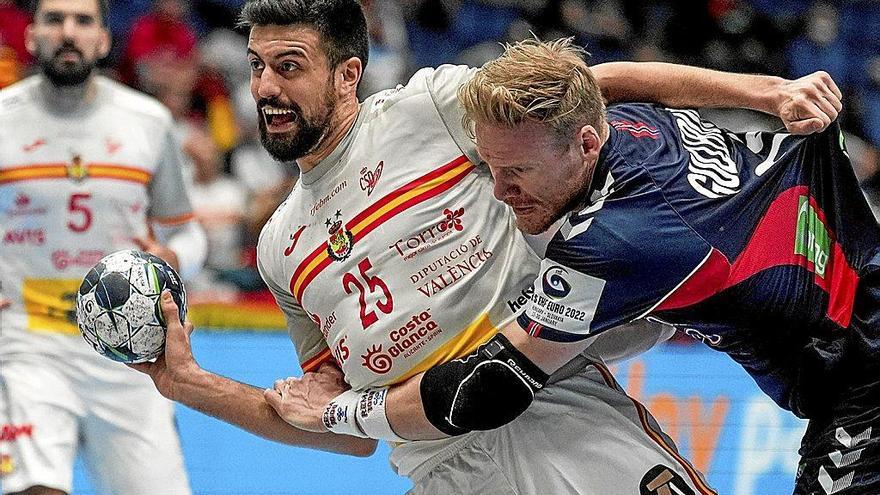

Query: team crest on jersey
[[325, 210, 354, 261], [66, 154, 88, 182]]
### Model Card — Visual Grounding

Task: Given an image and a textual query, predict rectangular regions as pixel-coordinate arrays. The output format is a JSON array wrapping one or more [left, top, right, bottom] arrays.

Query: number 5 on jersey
[[342, 257, 393, 329]]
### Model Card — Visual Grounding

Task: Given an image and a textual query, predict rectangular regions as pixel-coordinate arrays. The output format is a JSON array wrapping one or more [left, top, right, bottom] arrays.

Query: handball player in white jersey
[[131, 1, 840, 493], [0, 1, 207, 494]]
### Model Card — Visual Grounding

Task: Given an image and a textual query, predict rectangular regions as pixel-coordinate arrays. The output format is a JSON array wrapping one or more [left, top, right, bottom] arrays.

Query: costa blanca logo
[[361, 344, 393, 374], [325, 211, 354, 261], [359, 161, 383, 196], [542, 266, 572, 299]]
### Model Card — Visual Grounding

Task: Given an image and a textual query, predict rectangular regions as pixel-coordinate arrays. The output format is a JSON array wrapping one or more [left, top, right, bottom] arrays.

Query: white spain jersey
[[258, 65, 541, 390], [0, 75, 194, 359]]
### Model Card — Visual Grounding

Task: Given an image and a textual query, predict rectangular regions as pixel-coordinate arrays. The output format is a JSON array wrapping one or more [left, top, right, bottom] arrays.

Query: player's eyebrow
[[246, 47, 308, 61]]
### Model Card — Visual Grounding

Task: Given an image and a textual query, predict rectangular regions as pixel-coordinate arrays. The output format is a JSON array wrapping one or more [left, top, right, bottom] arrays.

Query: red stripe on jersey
[[654, 186, 859, 327]]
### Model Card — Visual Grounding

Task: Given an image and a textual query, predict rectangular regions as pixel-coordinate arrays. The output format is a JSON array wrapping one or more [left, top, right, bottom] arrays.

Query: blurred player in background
[[0, 0, 206, 494], [132, 0, 840, 493]]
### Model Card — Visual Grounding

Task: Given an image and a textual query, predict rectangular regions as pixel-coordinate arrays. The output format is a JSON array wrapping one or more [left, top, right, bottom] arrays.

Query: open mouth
[[262, 105, 298, 132]]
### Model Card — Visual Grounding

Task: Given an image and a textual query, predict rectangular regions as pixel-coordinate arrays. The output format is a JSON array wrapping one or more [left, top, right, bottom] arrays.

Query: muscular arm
[[131, 292, 377, 456], [593, 62, 843, 134]]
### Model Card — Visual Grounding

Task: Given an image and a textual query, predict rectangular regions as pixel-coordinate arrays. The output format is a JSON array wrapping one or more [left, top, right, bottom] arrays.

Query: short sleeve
[[424, 64, 480, 166], [147, 128, 195, 220]]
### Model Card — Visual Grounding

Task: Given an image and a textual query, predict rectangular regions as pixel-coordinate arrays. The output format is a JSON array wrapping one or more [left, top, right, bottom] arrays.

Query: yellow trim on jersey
[[22, 278, 81, 335], [0, 163, 152, 185], [384, 313, 498, 386]]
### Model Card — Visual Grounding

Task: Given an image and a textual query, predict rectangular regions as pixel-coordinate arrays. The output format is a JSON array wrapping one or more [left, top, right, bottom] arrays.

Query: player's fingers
[[823, 89, 843, 113], [264, 388, 283, 410], [160, 290, 185, 335], [788, 117, 824, 135], [0, 298, 10, 310], [812, 94, 840, 122], [820, 71, 843, 100]]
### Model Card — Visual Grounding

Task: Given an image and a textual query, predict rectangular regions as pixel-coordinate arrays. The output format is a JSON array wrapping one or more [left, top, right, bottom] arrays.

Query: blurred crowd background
[[3, 0, 879, 306]]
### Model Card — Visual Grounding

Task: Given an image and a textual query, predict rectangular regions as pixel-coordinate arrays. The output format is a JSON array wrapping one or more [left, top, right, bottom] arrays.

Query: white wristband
[[322, 390, 367, 438], [354, 388, 407, 442], [322, 388, 407, 442]]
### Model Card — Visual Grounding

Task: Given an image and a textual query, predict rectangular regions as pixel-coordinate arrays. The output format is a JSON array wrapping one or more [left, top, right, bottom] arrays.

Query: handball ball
[[76, 249, 187, 363]]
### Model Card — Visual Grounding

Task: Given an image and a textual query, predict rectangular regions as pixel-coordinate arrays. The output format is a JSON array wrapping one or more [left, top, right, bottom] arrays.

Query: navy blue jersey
[[518, 104, 880, 417]]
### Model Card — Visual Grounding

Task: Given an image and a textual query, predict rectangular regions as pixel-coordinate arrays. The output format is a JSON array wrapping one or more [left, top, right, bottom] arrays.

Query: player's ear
[[24, 24, 38, 57], [98, 26, 111, 59], [578, 124, 602, 158], [335, 57, 362, 96]]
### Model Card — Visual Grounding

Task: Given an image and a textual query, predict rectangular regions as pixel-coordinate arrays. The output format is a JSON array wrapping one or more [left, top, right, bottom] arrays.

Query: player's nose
[[256, 67, 283, 100]]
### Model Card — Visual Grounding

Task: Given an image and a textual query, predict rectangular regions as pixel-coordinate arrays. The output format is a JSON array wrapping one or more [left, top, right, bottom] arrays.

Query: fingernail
[[162, 291, 171, 302]]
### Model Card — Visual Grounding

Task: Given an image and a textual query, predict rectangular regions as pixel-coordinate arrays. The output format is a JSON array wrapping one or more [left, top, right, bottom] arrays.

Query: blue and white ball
[[76, 249, 186, 363]]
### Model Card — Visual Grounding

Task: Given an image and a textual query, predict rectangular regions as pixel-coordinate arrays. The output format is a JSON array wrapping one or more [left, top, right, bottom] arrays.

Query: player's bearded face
[[28, 0, 109, 87], [257, 78, 336, 162], [37, 40, 98, 86]]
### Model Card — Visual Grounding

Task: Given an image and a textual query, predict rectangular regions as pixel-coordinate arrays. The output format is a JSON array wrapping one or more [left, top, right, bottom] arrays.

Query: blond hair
[[459, 38, 605, 138]]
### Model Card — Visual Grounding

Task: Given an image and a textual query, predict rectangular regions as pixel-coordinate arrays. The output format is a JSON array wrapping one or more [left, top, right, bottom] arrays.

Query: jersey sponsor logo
[[542, 266, 572, 299], [639, 464, 696, 495], [506, 285, 534, 313], [611, 120, 659, 139], [391, 207, 466, 260], [362, 344, 393, 374], [0, 423, 34, 442], [283, 225, 307, 257], [51, 249, 106, 271], [332, 335, 350, 366], [3, 193, 47, 217], [309, 180, 348, 216], [319, 311, 337, 340], [3, 228, 45, 246], [325, 211, 354, 261], [409, 235, 493, 298], [795, 195, 831, 278], [360, 309, 444, 374], [105, 137, 122, 155], [670, 109, 740, 199], [359, 161, 383, 196], [22, 138, 46, 153], [23, 278, 82, 333], [0, 454, 13, 476]]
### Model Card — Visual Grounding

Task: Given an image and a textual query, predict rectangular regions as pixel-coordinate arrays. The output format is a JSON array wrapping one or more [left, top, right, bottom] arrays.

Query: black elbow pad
[[420, 333, 549, 436]]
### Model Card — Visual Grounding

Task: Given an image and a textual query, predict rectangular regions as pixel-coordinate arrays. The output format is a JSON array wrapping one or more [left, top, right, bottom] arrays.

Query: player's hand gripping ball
[[76, 249, 187, 363]]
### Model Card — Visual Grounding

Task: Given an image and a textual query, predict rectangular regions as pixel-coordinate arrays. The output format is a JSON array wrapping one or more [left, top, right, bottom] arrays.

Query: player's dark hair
[[30, 0, 110, 26], [238, 0, 369, 71]]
